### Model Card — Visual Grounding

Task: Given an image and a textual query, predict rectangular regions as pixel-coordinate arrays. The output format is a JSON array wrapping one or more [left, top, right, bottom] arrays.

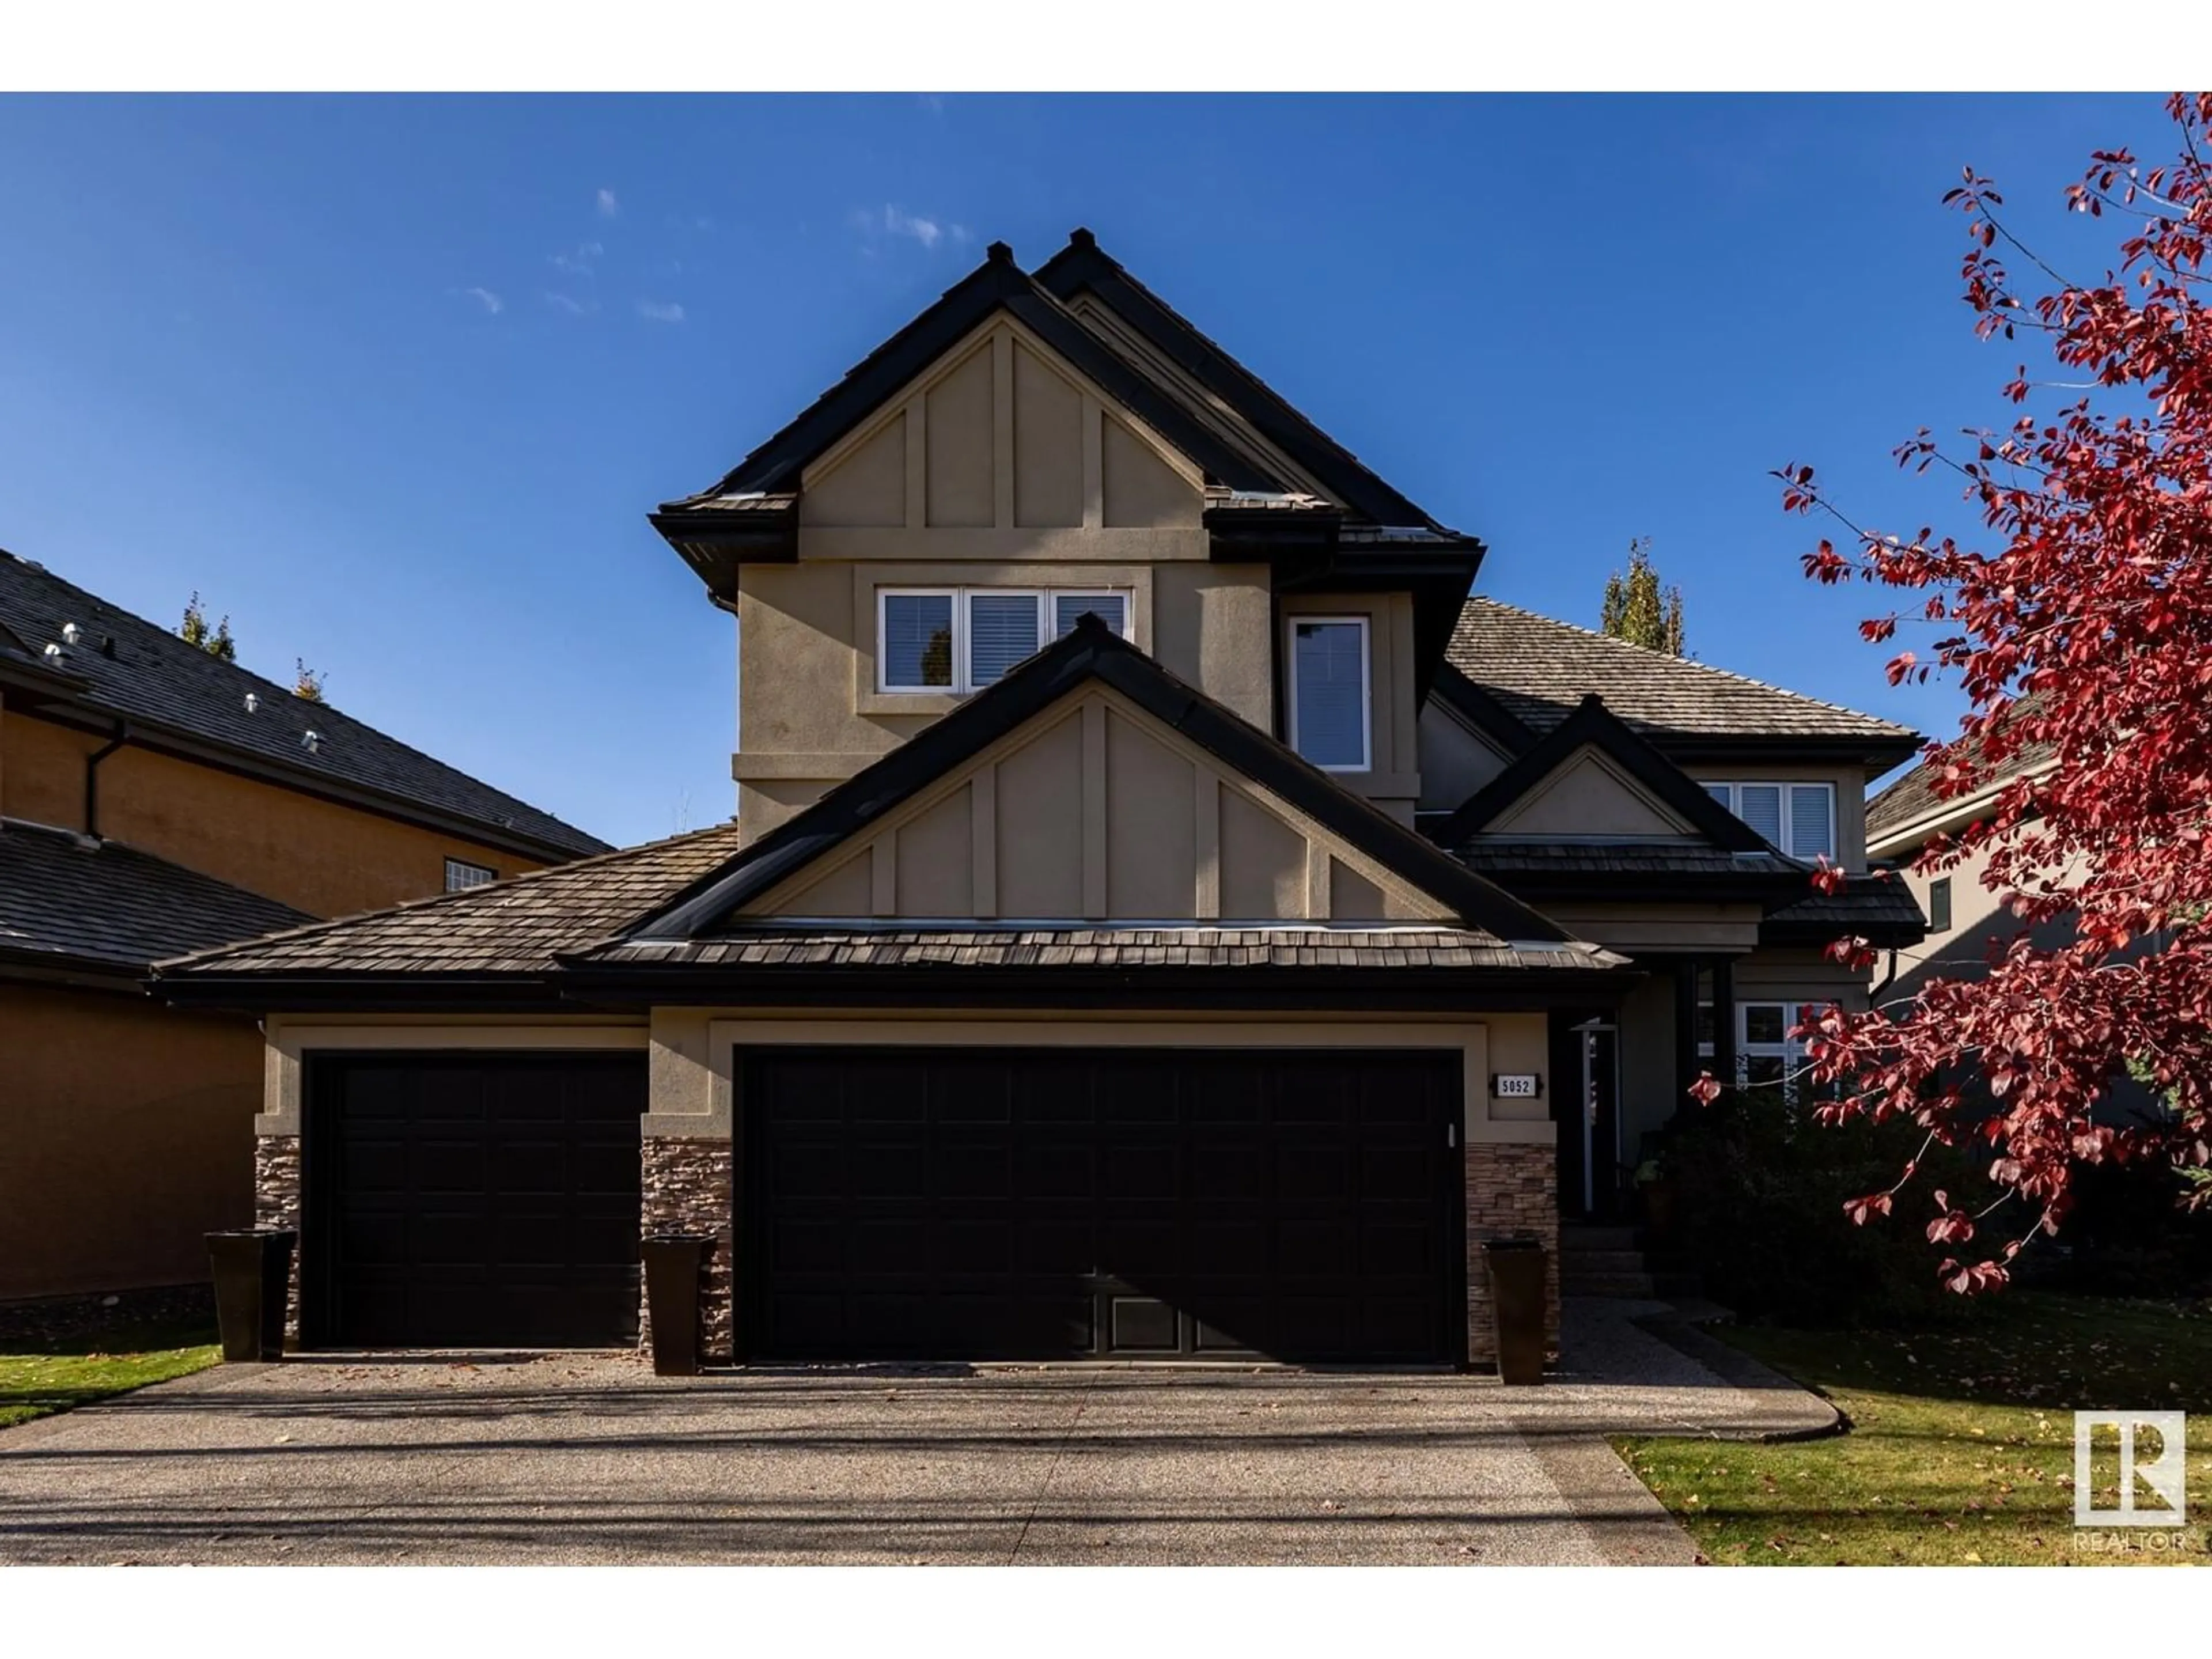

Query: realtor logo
[[2074, 1412, 2187, 1527]]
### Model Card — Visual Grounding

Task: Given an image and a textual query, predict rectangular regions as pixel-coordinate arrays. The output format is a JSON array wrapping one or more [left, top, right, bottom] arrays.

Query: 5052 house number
[[1491, 1074, 1541, 1100]]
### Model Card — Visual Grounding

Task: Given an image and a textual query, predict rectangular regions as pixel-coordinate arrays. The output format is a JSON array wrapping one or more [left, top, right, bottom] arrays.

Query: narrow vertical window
[[1288, 618, 1370, 771], [1928, 876, 1952, 934]]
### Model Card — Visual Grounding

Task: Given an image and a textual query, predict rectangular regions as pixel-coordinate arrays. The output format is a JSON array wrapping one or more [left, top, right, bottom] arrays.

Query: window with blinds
[[1700, 779, 1836, 859], [877, 587, 1130, 694], [1288, 618, 1370, 771]]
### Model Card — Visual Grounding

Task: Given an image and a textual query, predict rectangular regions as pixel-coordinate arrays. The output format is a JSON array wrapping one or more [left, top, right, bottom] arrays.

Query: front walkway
[[0, 1300, 1831, 1566]]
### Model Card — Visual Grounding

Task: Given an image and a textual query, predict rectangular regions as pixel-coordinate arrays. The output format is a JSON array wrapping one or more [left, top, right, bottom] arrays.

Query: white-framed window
[[876, 588, 1129, 694], [444, 858, 496, 892], [1700, 780, 1835, 859], [1286, 616, 1371, 772], [1697, 1000, 1824, 1103]]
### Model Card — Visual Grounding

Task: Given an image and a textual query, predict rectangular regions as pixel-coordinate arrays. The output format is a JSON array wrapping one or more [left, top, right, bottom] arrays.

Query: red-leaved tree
[[1694, 93, 2212, 1293]]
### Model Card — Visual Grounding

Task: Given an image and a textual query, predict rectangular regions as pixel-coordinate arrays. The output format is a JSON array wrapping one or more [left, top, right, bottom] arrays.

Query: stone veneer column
[[640, 1137, 735, 1364], [254, 1133, 304, 1346], [1463, 1141, 1560, 1370]]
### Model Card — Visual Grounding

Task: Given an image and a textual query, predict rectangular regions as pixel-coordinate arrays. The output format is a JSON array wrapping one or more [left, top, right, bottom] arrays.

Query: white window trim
[[444, 857, 496, 892], [877, 586, 1129, 695], [1698, 999, 1820, 1104], [1285, 615, 1372, 773], [1699, 779, 1836, 859]]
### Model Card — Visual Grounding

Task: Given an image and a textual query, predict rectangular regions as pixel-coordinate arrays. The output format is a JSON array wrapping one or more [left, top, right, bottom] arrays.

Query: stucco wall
[[744, 685, 1452, 923], [1, 982, 264, 1299], [2, 707, 548, 919]]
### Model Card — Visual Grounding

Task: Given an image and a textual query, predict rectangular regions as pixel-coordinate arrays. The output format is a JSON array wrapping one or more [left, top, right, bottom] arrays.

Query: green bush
[[1657, 1088, 1993, 1328]]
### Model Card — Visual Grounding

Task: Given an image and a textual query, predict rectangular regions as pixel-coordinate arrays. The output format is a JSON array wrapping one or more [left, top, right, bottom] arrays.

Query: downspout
[[84, 721, 129, 840]]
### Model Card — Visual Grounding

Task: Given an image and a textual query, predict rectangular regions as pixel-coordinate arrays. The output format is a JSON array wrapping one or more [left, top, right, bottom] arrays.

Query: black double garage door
[[309, 1047, 1463, 1363]]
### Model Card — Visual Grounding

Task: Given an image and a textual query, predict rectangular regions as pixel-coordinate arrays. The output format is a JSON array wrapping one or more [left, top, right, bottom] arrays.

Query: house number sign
[[1491, 1073, 1541, 1099]]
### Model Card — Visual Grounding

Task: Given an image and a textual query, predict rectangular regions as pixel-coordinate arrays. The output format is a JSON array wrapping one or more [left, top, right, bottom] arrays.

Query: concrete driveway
[[0, 1302, 1832, 1566]]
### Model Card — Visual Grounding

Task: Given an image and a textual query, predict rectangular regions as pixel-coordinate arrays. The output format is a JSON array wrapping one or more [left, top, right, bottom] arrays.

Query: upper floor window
[[1698, 1000, 1826, 1104], [1927, 876, 1953, 934], [878, 588, 1128, 694], [1700, 780, 1835, 859], [445, 858, 495, 892], [1287, 617, 1370, 772]]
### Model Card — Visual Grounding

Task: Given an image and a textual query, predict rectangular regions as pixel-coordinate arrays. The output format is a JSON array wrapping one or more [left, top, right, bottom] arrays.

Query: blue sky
[[0, 93, 2167, 849]]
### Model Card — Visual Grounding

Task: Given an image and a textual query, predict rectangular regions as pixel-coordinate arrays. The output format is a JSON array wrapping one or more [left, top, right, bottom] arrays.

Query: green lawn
[[1615, 1293, 2212, 1565], [0, 1308, 222, 1430]]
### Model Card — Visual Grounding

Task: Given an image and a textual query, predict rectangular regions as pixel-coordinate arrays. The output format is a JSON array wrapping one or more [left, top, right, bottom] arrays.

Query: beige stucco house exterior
[[157, 232, 1922, 1369]]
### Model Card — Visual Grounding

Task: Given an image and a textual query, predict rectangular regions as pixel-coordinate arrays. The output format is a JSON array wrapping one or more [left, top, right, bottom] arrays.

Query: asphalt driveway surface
[[0, 1302, 1829, 1566]]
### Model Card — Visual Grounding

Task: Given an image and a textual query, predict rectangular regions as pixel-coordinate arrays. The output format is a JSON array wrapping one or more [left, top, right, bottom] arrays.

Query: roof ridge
[[154, 819, 744, 972], [1460, 596, 1914, 735]]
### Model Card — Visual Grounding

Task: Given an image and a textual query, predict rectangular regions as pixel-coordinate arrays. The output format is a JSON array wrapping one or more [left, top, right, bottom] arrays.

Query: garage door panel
[[310, 1054, 645, 1349], [743, 1047, 1457, 1363]]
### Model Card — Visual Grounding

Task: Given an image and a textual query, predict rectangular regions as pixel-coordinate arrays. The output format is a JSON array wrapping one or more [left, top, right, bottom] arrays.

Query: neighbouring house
[[1866, 696, 2065, 998], [0, 550, 609, 1301], [157, 232, 1923, 1368]]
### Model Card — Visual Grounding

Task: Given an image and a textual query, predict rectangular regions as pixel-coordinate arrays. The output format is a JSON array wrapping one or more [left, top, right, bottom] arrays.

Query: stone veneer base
[[641, 1137, 735, 1365], [254, 1133, 304, 1346], [1463, 1140, 1560, 1370]]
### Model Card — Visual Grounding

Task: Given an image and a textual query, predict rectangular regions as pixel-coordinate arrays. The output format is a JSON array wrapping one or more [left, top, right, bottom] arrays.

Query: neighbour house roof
[[1445, 597, 1919, 762], [0, 819, 313, 987], [0, 550, 609, 863], [1865, 694, 2056, 850]]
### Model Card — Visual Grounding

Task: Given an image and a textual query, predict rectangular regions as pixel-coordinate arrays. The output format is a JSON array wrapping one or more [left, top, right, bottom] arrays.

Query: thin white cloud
[[544, 291, 598, 316], [550, 240, 604, 276], [456, 286, 503, 315], [637, 299, 685, 324], [597, 187, 620, 218], [852, 204, 971, 253]]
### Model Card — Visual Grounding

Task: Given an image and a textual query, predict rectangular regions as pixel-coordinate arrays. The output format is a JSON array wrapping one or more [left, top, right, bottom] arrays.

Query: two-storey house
[[1, 550, 607, 1300], [160, 233, 1921, 1368]]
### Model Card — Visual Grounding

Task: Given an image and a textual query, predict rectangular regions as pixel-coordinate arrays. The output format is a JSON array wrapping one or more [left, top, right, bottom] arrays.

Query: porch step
[[1561, 1269, 1658, 1298], [1557, 1224, 1638, 1252], [1555, 1222, 1699, 1303]]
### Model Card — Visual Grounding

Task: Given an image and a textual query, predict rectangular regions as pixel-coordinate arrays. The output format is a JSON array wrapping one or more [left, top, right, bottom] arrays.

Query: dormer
[[651, 233, 1486, 840]]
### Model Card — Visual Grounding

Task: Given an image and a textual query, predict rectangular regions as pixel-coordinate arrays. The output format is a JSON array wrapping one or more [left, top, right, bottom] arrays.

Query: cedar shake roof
[[581, 927, 1607, 974], [1762, 874, 1927, 946], [1453, 844, 1803, 881], [0, 550, 609, 862], [1865, 694, 2055, 845], [154, 821, 748, 979], [1446, 597, 1918, 756], [0, 819, 312, 982]]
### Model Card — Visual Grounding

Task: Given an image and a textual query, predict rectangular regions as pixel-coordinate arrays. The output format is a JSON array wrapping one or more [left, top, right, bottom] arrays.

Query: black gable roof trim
[[661, 245, 1280, 516], [1435, 693, 1772, 852], [1034, 231, 1435, 529], [623, 615, 1577, 947], [1427, 661, 1539, 760]]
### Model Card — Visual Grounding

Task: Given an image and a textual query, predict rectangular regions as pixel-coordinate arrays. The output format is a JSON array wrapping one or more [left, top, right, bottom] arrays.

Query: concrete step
[[1558, 1247, 1647, 1275], [1557, 1225, 1638, 1252], [1560, 1270, 1658, 1298]]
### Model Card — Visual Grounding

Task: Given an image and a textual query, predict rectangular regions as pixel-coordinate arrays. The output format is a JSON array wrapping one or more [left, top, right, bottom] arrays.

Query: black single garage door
[[743, 1047, 1462, 1364], [305, 1054, 646, 1348]]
